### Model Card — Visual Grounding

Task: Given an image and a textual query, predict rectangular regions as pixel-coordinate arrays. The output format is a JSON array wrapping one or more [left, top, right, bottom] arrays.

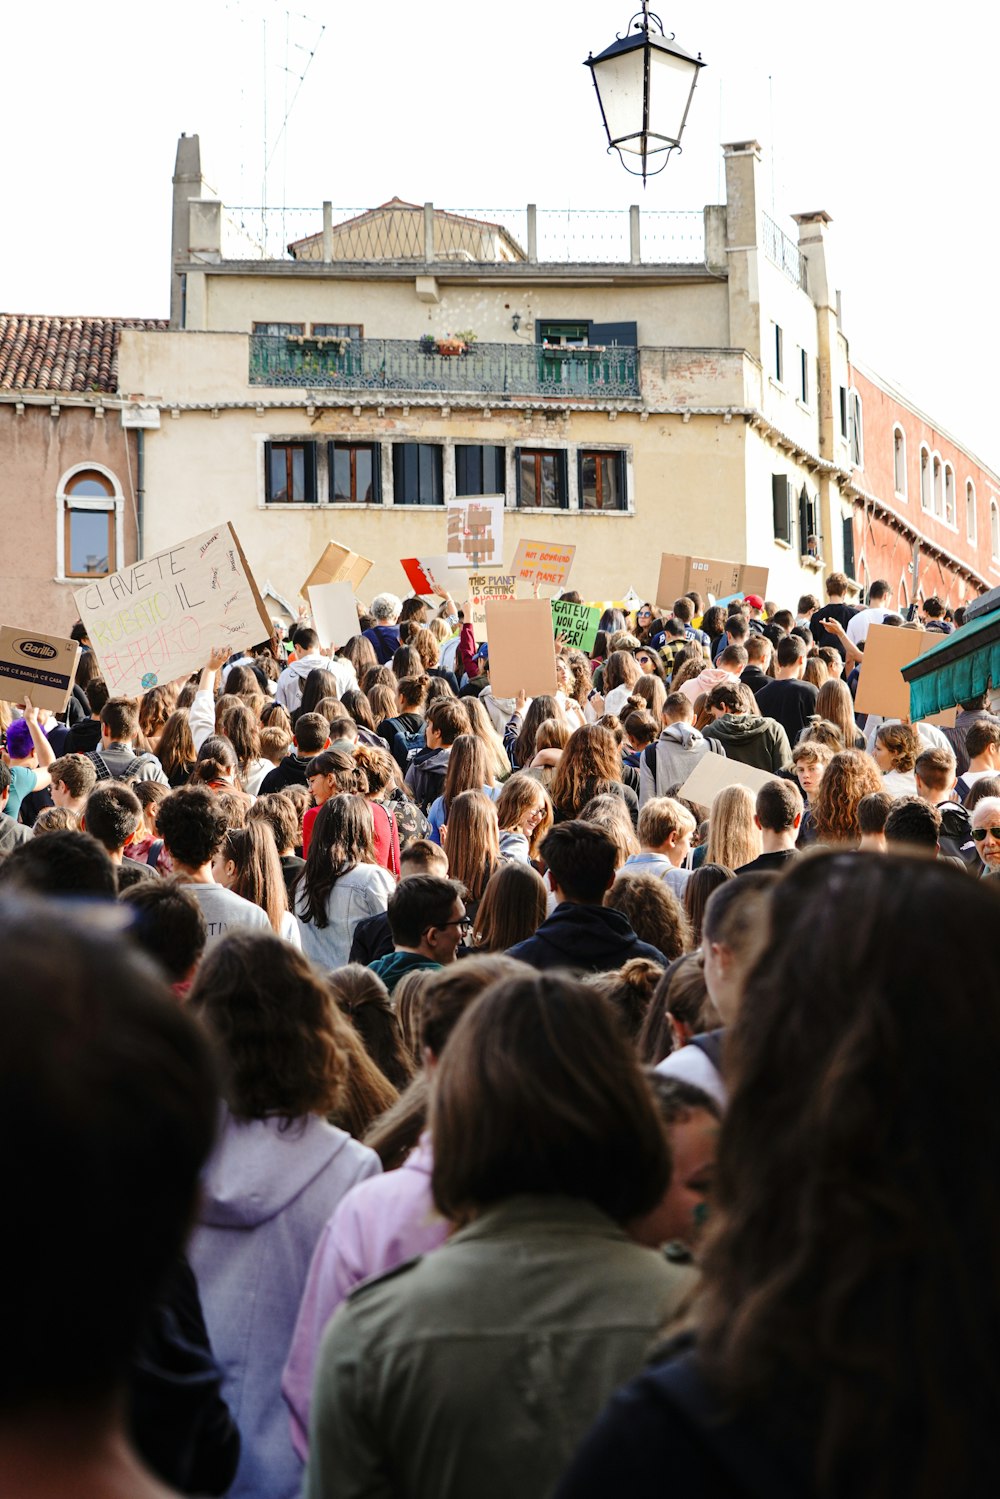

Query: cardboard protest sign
[[0, 627, 80, 713], [447, 496, 504, 570], [510, 539, 576, 593], [485, 599, 558, 699], [679, 752, 779, 809], [309, 581, 360, 651], [656, 554, 769, 612], [467, 574, 517, 640], [854, 624, 957, 727], [74, 523, 272, 699], [302, 541, 372, 602], [401, 556, 467, 599], [551, 599, 601, 653]]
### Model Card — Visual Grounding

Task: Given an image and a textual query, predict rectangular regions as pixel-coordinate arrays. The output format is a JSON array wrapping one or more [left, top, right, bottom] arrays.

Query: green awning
[[902, 607, 1000, 720]]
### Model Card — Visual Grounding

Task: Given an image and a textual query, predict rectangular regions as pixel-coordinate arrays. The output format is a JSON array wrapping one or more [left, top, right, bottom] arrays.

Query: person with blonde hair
[[619, 796, 697, 897], [495, 773, 553, 863], [704, 785, 762, 871]]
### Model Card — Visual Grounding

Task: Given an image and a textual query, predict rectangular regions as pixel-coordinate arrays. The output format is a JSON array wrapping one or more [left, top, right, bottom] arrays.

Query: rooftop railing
[[249, 334, 641, 398], [761, 212, 807, 291]]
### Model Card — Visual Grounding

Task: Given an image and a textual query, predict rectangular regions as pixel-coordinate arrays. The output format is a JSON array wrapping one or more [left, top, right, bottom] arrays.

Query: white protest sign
[[446, 496, 504, 569], [74, 523, 271, 698], [466, 574, 517, 640], [678, 753, 779, 808], [309, 581, 360, 651]]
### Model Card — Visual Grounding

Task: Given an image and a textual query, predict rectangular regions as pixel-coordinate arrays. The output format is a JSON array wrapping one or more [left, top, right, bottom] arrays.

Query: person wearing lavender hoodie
[[281, 953, 528, 1458], [187, 931, 381, 1499]]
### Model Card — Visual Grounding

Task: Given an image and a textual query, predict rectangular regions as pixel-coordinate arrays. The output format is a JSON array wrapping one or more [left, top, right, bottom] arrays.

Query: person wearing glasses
[[369, 874, 468, 993], [971, 796, 1000, 878]]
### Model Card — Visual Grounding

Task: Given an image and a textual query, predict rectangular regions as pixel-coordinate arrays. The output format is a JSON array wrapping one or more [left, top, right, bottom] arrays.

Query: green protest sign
[[551, 599, 601, 653]]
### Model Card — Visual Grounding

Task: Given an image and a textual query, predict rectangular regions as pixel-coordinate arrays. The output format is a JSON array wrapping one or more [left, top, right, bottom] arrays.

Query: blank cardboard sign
[[656, 554, 769, 612], [485, 599, 557, 699], [854, 625, 957, 727], [309, 581, 360, 651], [302, 542, 373, 602], [679, 752, 780, 808]]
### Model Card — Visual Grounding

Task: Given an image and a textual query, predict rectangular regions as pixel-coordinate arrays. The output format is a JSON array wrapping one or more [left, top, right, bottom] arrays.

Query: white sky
[[5, 0, 999, 467]]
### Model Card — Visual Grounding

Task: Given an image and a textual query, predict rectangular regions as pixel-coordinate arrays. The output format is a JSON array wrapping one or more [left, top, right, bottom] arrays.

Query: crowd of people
[[3, 569, 999, 1499]]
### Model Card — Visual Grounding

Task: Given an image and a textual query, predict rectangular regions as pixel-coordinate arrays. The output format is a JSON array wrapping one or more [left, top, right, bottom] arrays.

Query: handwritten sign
[[510, 539, 576, 592], [401, 556, 468, 598], [447, 496, 504, 570], [551, 599, 601, 653], [656, 554, 769, 612], [302, 541, 372, 603], [467, 574, 517, 640], [0, 627, 80, 713], [74, 523, 271, 699]]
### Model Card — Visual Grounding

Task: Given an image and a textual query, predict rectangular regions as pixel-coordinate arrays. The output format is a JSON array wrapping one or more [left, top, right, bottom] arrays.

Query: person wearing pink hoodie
[[678, 644, 748, 705]]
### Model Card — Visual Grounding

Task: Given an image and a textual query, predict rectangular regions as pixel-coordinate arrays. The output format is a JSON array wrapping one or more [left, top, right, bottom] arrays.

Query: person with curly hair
[[605, 871, 690, 962], [188, 931, 380, 1499], [873, 721, 920, 796], [557, 854, 1000, 1499], [811, 750, 884, 846]]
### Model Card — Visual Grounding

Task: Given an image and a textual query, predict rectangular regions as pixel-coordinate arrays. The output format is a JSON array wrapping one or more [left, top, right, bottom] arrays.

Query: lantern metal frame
[[584, 2, 705, 185]]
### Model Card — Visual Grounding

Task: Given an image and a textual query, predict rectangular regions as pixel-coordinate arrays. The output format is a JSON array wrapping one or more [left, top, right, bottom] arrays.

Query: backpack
[[87, 749, 159, 785], [938, 801, 977, 868]]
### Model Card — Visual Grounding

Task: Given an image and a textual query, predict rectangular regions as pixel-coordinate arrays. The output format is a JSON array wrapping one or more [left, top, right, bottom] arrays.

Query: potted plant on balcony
[[454, 330, 478, 357], [419, 333, 437, 355], [436, 334, 466, 357]]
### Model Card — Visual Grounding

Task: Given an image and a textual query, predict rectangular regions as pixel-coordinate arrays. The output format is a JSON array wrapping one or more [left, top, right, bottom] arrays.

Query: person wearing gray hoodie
[[275, 629, 358, 713], [639, 693, 726, 806], [187, 933, 381, 1499]]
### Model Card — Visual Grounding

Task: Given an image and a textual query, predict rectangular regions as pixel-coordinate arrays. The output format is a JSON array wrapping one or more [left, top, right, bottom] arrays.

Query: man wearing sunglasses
[[971, 798, 1000, 878]]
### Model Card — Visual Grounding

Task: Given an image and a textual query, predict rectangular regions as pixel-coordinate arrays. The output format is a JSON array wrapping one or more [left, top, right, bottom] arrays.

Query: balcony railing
[[249, 335, 641, 398], [761, 212, 807, 291]]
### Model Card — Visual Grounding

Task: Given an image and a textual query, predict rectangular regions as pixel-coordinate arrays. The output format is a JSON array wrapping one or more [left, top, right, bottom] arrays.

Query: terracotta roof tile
[[0, 314, 167, 395]]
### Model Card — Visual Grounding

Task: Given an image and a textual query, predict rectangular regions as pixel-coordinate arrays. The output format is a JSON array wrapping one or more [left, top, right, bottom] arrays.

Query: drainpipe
[[137, 428, 145, 558]]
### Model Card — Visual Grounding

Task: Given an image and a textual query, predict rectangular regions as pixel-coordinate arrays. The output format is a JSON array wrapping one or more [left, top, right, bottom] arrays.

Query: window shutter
[[772, 474, 791, 543], [842, 514, 856, 580], [263, 441, 275, 501], [590, 321, 638, 347], [798, 484, 810, 554], [615, 451, 627, 510], [514, 449, 523, 505], [370, 444, 383, 504], [556, 451, 569, 509], [303, 442, 317, 502]]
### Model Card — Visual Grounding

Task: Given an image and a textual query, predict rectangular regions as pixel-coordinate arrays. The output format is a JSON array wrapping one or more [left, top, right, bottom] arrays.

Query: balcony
[[248, 335, 641, 400]]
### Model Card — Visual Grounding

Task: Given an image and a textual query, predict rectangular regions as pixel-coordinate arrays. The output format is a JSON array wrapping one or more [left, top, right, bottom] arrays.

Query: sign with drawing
[[446, 496, 504, 569]]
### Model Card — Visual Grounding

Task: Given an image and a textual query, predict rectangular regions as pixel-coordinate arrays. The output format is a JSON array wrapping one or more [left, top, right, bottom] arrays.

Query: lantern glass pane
[[591, 45, 647, 151], [647, 47, 699, 144]]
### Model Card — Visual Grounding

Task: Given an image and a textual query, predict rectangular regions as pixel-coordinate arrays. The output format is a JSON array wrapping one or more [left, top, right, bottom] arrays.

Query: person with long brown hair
[[156, 708, 198, 788], [811, 750, 884, 845], [803, 677, 866, 752], [505, 693, 563, 770], [212, 818, 301, 946], [304, 972, 694, 1499], [557, 855, 1000, 1499], [218, 700, 271, 794], [293, 794, 395, 970], [440, 789, 500, 921], [427, 733, 496, 844], [326, 964, 416, 1092], [495, 773, 553, 862], [550, 724, 638, 825], [681, 863, 735, 947], [471, 860, 549, 952], [462, 692, 512, 781], [187, 931, 380, 1499]]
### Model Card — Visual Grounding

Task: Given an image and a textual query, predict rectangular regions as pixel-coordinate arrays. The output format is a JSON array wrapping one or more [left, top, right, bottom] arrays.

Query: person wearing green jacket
[[701, 681, 793, 773]]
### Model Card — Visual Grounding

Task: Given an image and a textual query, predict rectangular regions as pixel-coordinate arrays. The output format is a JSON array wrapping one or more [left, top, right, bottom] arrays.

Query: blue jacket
[[508, 903, 665, 974], [188, 1110, 380, 1499], [362, 624, 401, 664]]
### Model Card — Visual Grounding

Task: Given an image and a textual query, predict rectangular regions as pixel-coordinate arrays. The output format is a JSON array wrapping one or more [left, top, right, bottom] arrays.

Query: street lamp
[[584, 3, 705, 185]]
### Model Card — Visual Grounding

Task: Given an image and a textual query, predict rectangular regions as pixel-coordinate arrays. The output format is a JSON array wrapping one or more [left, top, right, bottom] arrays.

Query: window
[[920, 446, 932, 511], [772, 474, 792, 544], [57, 466, 123, 581], [842, 514, 857, 581], [537, 320, 590, 347], [848, 389, 864, 467], [329, 442, 381, 503], [455, 444, 505, 496], [253, 322, 305, 337], [932, 454, 943, 518], [838, 386, 848, 439], [944, 463, 956, 527], [893, 426, 907, 499], [579, 451, 626, 511], [992, 500, 1000, 563], [799, 349, 809, 404], [393, 443, 443, 505], [774, 324, 784, 384], [311, 323, 363, 339], [798, 484, 822, 559], [264, 441, 317, 503], [516, 449, 568, 509], [967, 480, 978, 545], [898, 575, 909, 610]]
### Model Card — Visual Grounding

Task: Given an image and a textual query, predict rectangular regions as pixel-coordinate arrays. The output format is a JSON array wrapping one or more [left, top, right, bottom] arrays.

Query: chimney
[[792, 211, 835, 312], [170, 134, 205, 328]]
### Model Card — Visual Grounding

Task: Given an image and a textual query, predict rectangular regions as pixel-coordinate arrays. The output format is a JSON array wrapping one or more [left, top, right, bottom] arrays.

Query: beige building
[[116, 134, 989, 619]]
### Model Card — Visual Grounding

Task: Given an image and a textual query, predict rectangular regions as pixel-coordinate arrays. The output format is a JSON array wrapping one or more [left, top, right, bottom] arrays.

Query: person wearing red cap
[[744, 593, 765, 616]]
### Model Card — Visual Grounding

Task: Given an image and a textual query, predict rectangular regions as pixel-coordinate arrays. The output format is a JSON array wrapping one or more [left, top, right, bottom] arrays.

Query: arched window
[[992, 500, 1000, 564], [944, 463, 956, 527], [898, 574, 909, 610], [893, 426, 907, 499], [932, 454, 943, 518], [967, 480, 977, 546], [919, 446, 931, 511], [57, 465, 124, 581]]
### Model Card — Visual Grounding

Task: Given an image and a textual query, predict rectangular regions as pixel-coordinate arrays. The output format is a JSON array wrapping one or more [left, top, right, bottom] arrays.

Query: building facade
[[0, 315, 165, 634], [111, 134, 994, 618]]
